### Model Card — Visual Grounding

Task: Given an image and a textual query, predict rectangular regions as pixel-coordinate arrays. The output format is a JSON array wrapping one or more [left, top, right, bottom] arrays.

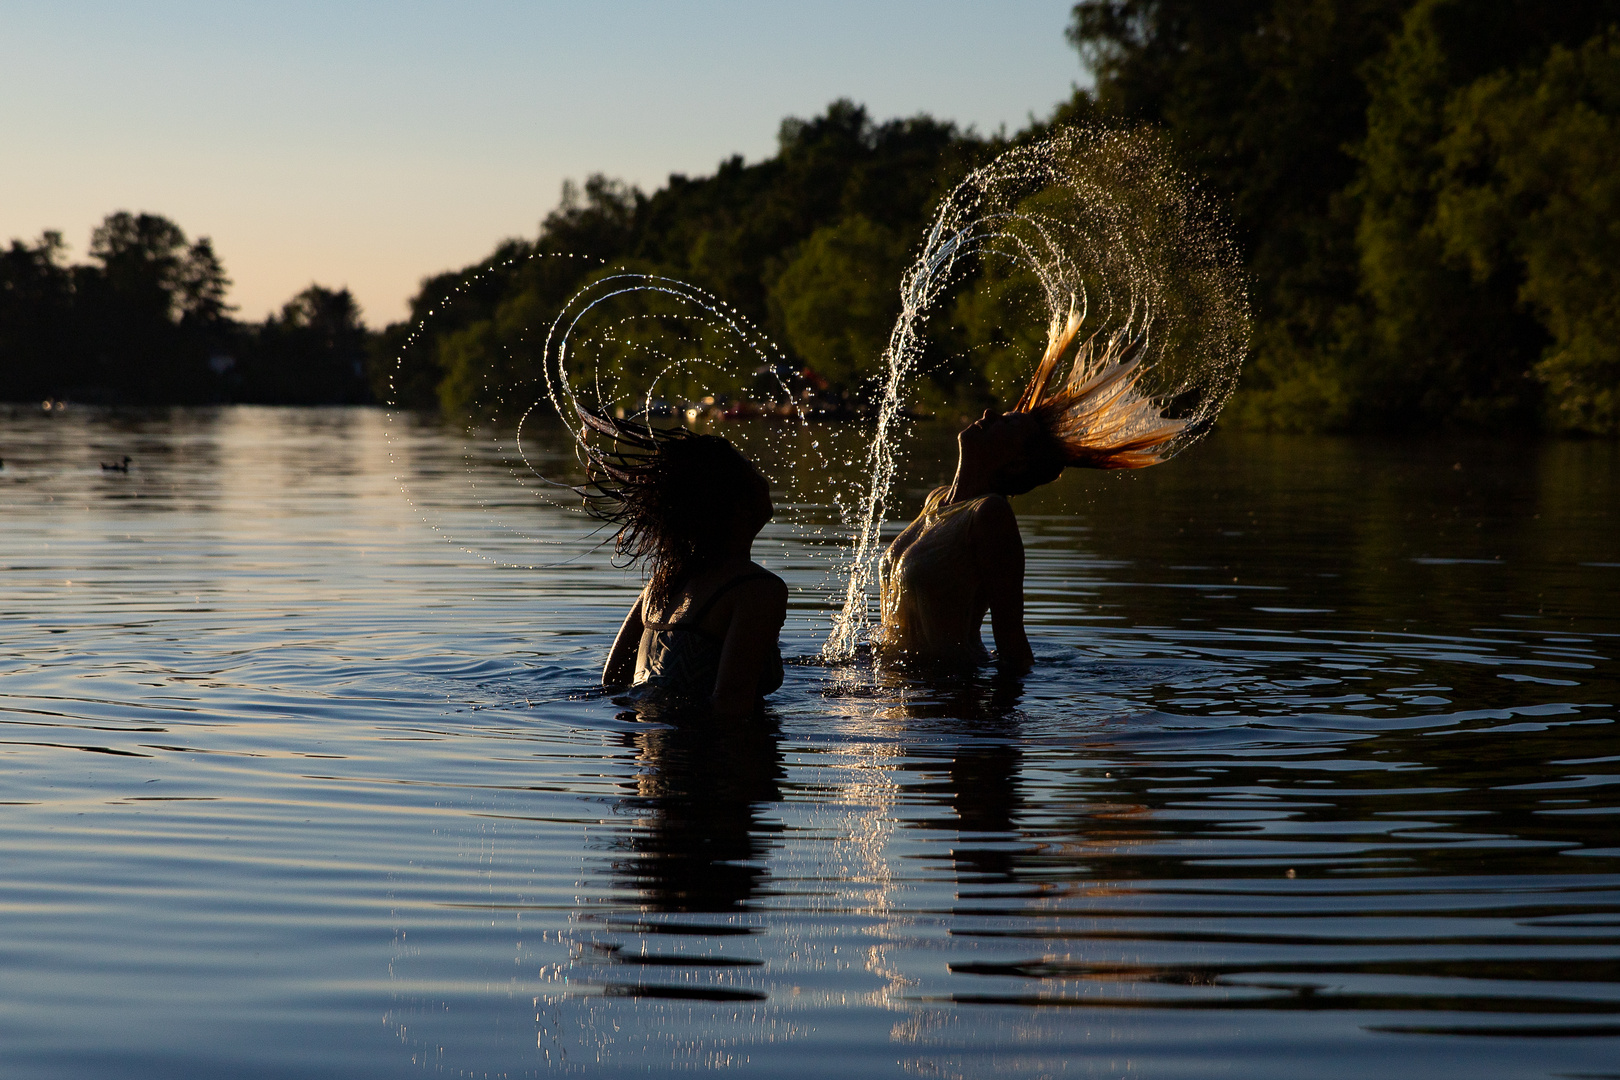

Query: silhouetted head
[[958, 409, 1066, 497], [979, 307, 1192, 494], [580, 419, 772, 612]]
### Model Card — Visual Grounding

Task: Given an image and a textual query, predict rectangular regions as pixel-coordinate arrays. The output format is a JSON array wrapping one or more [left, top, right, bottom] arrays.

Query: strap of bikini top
[[644, 571, 776, 631]]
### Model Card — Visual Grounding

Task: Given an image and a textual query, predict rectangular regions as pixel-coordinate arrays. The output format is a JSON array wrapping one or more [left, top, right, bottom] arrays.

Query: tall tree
[[241, 285, 372, 404], [1355, 0, 1620, 429], [408, 101, 987, 419], [75, 211, 233, 402], [0, 232, 76, 399], [1068, 0, 1411, 430]]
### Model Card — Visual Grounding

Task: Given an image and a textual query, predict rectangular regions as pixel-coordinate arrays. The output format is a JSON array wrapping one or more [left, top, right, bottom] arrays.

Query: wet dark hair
[[575, 410, 762, 616]]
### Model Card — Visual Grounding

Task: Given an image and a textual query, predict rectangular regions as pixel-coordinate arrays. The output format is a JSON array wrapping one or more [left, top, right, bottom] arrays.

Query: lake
[[1, 404, 1616, 1078]]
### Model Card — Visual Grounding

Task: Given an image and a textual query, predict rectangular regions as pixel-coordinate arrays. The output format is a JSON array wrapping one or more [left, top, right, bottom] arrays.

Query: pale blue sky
[[2, 2, 1085, 322]]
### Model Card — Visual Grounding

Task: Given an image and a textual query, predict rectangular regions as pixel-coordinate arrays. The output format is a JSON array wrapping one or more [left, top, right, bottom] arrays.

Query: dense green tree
[[1068, 0, 1620, 435], [0, 232, 77, 399], [633, 101, 973, 327], [1, 211, 380, 406], [365, 237, 540, 410], [403, 101, 988, 420], [1431, 30, 1620, 433], [768, 214, 912, 389], [1351, 1, 1620, 430], [13, 10, 1620, 433], [1068, 0, 1411, 431], [1, 211, 238, 402], [1351, 1, 1620, 429]]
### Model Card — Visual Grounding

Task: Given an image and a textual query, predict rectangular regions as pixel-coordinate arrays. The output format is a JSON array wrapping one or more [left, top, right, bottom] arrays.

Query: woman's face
[[958, 409, 1036, 473]]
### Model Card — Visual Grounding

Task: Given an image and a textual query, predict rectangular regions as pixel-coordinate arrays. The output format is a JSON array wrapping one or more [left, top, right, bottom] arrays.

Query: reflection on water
[[0, 405, 1617, 1078], [617, 717, 785, 916]]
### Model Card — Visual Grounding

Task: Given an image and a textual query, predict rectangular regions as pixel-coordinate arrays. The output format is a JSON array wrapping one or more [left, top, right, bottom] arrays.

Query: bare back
[[875, 488, 1032, 670], [877, 490, 993, 662]]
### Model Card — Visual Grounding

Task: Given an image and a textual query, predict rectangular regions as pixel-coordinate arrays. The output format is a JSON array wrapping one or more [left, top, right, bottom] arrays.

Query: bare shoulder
[[885, 488, 953, 557], [743, 564, 789, 605], [970, 493, 1019, 534], [725, 565, 788, 631], [698, 564, 787, 637], [716, 563, 787, 612]]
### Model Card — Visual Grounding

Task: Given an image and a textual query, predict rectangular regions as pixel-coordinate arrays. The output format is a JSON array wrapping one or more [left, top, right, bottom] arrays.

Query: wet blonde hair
[[998, 301, 1188, 492]]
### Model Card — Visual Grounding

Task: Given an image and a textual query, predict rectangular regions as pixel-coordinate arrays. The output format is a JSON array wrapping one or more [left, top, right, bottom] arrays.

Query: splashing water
[[383, 127, 1247, 653], [517, 271, 860, 576], [383, 258, 857, 605], [820, 126, 1250, 660], [528, 272, 790, 463]]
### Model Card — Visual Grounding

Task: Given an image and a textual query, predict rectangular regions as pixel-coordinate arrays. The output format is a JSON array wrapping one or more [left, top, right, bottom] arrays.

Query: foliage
[[1349, 0, 1603, 429], [376, 7, 1618, 433], [11, 8, 1620, 434], [1068, 0, 1411, 431], [0, 212, 235, 403], [381, 101, 990, 421], [0, 211, 377, 405], [234, 285, 372, 404], [0, 232, 77, 400], [768, 214, 912, 390], [1432, 31, 1620, 433], [1069, 0, 1620, 435]]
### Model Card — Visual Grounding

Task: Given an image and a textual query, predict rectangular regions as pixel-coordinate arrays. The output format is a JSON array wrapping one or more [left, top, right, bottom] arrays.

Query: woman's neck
[[682, 537, 755, 588], [719, 524, 757, 565], [659, 518, 759, 608], [943, 457, 998, 506]]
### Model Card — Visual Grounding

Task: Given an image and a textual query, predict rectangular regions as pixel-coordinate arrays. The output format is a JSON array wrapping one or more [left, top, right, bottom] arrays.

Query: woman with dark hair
[[876, 311, 1188, 673], [585, 416, 787, 719]]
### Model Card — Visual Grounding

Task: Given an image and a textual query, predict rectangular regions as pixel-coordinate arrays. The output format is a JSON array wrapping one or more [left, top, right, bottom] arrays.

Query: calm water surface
[[1, 405, 1616, 1079]]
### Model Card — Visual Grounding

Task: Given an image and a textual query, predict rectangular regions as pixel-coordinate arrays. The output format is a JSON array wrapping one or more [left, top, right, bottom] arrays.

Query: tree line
[[6, 0, 1617, 433], [1070, 0, 1620, 435], [383, 0, 1620, 435], [1, 212, 370, 405]]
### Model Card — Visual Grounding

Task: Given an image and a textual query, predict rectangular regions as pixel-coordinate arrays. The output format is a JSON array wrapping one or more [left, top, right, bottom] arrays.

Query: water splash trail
[[527, 272, 786, 452], [381, 128, 1245, 646], [821, 127, 1250, 660], [822, 218, 972, 659], [384, 257, 856, 589]]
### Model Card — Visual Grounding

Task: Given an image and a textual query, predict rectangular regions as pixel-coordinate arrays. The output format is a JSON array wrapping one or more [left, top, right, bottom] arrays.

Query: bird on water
[[101, 456, 131, 473]]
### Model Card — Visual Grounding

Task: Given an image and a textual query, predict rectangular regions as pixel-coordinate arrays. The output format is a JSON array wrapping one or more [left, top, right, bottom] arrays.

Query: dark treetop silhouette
[[7, 1, 1619, 429]]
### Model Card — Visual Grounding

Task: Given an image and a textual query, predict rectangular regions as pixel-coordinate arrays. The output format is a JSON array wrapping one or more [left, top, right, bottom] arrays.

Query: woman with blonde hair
[[876, 307, 1188, 672]]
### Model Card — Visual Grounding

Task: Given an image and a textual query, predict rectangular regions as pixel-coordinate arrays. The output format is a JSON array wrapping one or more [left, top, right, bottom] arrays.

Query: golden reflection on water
[[3, 406, 1618, 1078]]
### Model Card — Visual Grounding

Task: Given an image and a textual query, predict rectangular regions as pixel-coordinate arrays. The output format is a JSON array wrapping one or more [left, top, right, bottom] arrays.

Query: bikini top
[[632, 571, 784, 701]]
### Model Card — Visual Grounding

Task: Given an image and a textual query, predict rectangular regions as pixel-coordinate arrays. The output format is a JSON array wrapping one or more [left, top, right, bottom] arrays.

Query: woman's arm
[[710, 575, 789, 720], [602, 595, 645, 686], [974, 496, 1034, 673]]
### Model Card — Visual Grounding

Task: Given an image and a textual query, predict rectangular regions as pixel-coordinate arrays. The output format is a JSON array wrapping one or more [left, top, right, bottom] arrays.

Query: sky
[[2, 2, 1086, 324]]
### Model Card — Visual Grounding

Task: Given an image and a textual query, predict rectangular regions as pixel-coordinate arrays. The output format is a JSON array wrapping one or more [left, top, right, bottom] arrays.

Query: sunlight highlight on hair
[[822, 125, 1250, 659]]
